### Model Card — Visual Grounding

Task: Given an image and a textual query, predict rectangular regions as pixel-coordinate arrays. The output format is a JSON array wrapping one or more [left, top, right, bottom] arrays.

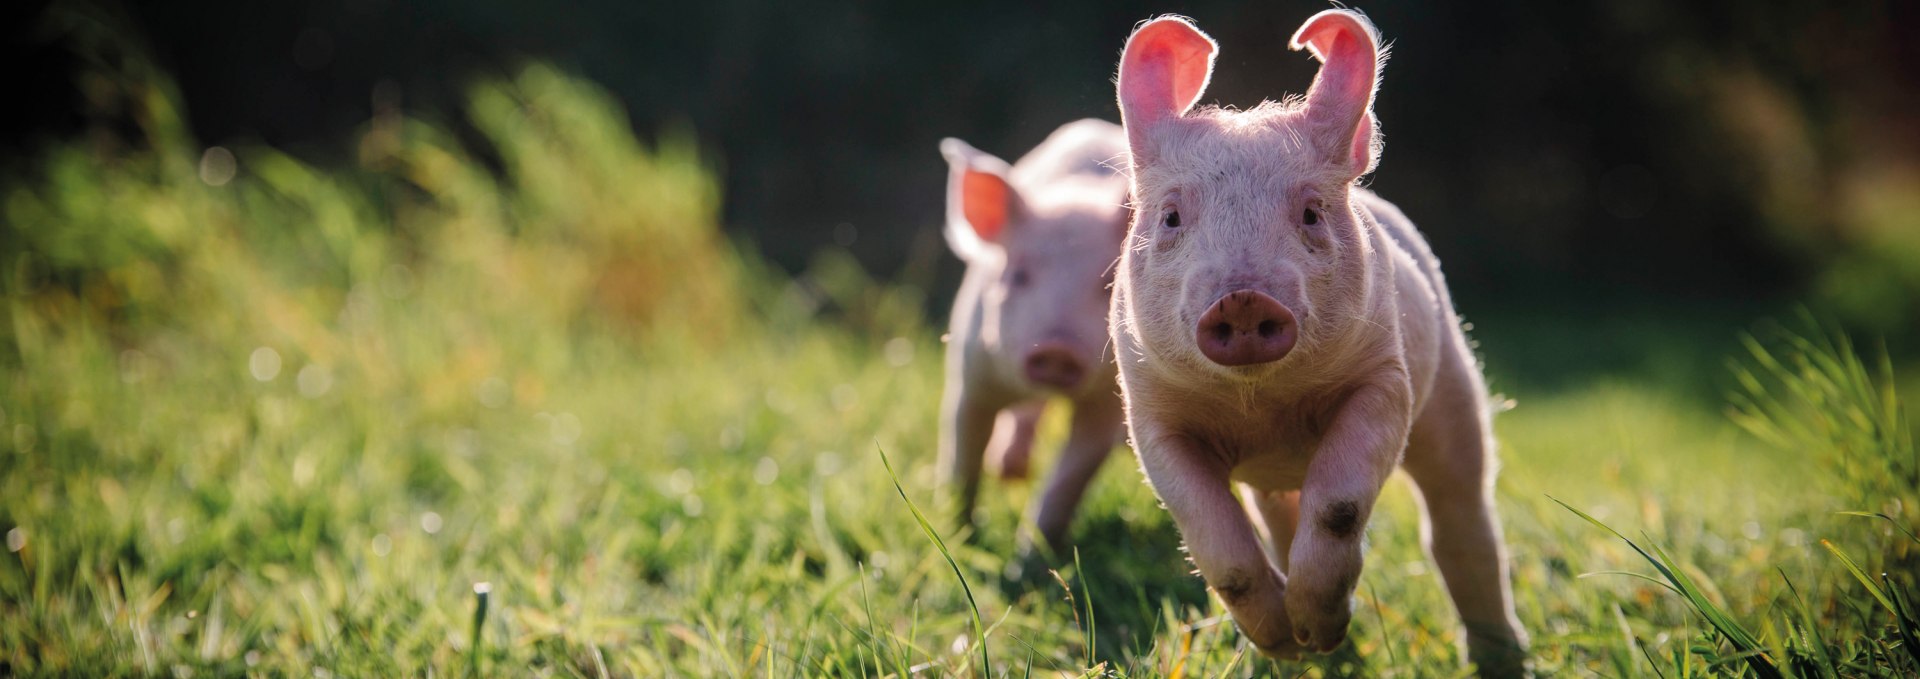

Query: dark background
[[6, 0, 1917, 320]]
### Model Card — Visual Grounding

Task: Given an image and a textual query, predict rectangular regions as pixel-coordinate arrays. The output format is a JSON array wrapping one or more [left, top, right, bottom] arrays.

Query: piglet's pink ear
[[1290, 9, 1385, 179], [940, 138, 1019, 258], [1116, 17, 1217, 159]]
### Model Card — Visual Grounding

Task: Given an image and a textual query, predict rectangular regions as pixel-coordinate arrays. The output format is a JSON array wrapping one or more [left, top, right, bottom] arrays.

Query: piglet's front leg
[[938, 387, 1001, 532], [1284, 376, 1413, 652], [1137, 431, 1304, 658]]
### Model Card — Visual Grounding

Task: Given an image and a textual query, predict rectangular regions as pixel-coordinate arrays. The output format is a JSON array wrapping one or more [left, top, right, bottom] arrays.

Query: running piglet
[[936, 119, 1131, 554], [1109, 10, 1529, 675]]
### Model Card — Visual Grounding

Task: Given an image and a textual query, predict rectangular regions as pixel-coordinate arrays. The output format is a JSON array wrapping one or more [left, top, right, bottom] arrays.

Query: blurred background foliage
[[4, 0, 1918, 340], [0, 6, 944, 671]]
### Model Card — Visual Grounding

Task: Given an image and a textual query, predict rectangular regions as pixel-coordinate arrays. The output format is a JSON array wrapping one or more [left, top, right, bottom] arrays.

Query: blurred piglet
[[936, 119, 1129, 553], [1110, 10, 1528, 675]]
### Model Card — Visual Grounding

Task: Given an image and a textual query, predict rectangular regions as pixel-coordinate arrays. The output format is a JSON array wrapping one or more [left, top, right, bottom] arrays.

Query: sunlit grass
[[1, 59, 1913, 677]]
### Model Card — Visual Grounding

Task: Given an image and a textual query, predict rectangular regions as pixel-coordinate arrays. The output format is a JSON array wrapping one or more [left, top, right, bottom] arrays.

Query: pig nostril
[[1196, 290, 1294, 366]]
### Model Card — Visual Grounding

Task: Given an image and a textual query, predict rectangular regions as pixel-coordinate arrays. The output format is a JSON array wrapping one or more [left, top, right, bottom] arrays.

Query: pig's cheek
[[981, 286, 1009, 349], [1300, 223, 1333, 254], [1152, 228, 1182, 254]]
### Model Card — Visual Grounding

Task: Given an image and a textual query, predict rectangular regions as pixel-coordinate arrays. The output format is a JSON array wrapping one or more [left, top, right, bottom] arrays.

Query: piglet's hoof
[[1251, 634, 1308, 661]]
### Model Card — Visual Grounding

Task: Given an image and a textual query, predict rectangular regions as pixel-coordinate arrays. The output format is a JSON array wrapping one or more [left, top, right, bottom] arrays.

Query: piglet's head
[[942, 137, 1127, 393], [1114, 11, 1386, 378]]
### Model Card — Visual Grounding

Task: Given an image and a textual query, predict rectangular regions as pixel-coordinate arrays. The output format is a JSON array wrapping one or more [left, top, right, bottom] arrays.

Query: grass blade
[[469, 582, 491, 679], [876, 444, 990, 676], [1882, 573, 1920, 669], [1779, 570, 1838, 679], [1552, 496, 1782, 679], [1820, 539, 1894, 615], [1836, 511, 1920, 546]]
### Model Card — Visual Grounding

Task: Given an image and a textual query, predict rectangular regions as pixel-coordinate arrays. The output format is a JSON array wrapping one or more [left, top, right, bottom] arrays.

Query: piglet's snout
[[1023, 343, 1087, 390], [1195, 290, 1298, 366]]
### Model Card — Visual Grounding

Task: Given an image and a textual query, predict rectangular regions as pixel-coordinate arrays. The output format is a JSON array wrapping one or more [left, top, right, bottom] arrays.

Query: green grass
[[1, 60, 1914, 677]]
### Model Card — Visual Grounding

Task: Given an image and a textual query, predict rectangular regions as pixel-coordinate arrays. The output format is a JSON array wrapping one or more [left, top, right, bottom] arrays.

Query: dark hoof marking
[[1213, 581, 1253, 606], [1212, 571, 1255, 606], [1318, 500, 1363, 539]]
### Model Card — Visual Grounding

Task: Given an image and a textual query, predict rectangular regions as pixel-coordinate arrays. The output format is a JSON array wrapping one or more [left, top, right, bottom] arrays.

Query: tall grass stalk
[[1728, 314, 1917, 529]]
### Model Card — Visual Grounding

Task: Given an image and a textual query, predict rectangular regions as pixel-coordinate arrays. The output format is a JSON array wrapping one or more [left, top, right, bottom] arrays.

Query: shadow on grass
[[992, 509, 1377, 676]]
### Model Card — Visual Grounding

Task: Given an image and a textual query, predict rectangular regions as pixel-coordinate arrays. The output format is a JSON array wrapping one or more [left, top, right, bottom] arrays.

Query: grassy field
[[2, 65, 1915, 677]]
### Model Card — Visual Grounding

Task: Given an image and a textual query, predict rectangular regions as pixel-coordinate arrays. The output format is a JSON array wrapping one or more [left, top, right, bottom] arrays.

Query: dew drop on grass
[[448, 428, 479, 457], [6, 527, 24, 552], [682, 494, 704, 517], [292, 453, 317, 487], [551, 412, 582, 445], [815, 452, 842, 477], [341, 286, 376, 327], [668, 468, 694, 495], [831, 384, 858, 412], [420, 512, 444, 535], [477, 377, 510, 408], [371, 533, 391, 556], [292, 454, 317, 487], [297, 364, 333, 398], [883, 337, 915, 367], [1703, 532, 1728, 556], [249, 347, 282, 382], [763, 388, 793, 414], [754, 456, 779, 485], [199, 147, 236, 186]]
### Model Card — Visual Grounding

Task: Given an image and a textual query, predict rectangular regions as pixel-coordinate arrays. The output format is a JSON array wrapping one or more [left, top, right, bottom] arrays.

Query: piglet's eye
[[1163, 210, 1181, 229], [1302, 208, 1319, 226]]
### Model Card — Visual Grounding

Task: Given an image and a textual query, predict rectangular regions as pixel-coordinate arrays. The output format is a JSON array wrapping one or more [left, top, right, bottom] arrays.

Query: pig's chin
[[1192, 351, 1292, 382]]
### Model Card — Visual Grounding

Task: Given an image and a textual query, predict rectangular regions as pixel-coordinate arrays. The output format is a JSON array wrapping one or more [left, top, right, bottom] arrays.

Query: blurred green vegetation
[[12, 1, 1916, 344], [1, 42, 1915, 679]]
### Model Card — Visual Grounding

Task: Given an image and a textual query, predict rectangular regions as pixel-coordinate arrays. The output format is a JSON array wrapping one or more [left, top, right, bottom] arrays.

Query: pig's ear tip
[[1288, 9, 1379, 54], [1133, 15, 1215, 46], [939, 138, 971, 161]]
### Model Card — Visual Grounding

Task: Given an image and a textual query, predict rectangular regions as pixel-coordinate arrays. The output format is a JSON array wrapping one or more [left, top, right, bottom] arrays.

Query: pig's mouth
[[1021, 342, 1090, 392]]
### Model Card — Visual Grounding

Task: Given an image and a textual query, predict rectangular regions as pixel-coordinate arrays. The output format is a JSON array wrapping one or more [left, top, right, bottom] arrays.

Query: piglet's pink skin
[[1111, 11, 1529, 675], [937, 119, 1130, 554]]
